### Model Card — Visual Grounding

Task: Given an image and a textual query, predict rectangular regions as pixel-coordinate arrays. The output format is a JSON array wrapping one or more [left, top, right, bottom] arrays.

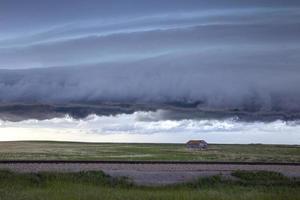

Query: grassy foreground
[[0, 141, 299, 162], [0, 170, 299, 200]]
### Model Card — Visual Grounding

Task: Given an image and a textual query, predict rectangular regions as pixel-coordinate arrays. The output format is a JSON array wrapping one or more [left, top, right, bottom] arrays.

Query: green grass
[[232, 170, 289, 182], [0, 141, 299, 162], [0, 170, 299, 200]]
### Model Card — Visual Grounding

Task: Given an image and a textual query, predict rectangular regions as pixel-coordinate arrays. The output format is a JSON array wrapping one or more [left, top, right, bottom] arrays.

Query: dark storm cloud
[[0, 0, 300, 116], [1, 51, 300, 113]]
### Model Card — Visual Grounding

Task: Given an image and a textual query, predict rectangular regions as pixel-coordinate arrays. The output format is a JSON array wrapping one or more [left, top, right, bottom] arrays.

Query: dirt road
[[0, 162, 299, 185]]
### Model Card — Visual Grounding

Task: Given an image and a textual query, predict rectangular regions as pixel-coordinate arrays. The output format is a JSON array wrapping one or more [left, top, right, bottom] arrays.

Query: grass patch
[[0, 170, 299, 200], [231, 170, 300, 187], [0, 170, 133, 188], [232, 170, 289, 181]]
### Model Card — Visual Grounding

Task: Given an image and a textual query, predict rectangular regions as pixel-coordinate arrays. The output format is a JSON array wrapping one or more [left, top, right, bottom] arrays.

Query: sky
[[0, 1, 300, 143], [1, 111, 300, 144]]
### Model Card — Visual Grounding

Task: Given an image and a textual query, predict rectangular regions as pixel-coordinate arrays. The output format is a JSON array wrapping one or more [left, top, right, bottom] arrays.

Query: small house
[[186, 140, 208, 150]]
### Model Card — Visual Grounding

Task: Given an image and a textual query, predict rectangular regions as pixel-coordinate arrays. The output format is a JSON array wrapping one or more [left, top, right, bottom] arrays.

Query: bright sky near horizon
[[0, 111, 299, 144]]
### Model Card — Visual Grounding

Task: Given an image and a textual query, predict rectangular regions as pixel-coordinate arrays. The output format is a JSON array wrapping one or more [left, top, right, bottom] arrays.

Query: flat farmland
[[0, 141, 299, 162]]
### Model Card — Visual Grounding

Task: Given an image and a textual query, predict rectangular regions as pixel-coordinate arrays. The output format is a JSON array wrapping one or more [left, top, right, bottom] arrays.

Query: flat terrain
[[0, 142, 299, 199], [0, 141, 299, 162], [0, 170, 299, 200]]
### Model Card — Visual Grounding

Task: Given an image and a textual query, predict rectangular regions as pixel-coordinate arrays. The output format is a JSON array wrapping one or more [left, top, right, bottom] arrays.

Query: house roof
[[186, 140, 207, 145]]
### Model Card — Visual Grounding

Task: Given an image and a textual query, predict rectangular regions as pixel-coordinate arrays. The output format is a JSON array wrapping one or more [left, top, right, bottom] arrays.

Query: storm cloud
[[0, 1, 300, 115]]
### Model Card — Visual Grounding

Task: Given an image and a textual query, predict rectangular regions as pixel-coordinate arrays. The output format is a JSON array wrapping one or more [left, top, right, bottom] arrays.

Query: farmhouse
[[186, 140, 208, 149]]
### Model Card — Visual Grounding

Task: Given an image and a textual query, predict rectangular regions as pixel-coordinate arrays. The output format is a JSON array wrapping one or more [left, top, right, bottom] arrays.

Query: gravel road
[[0, 163, 299, 185]]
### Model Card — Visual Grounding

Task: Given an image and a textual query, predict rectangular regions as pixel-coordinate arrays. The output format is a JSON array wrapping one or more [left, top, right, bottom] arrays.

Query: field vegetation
[[0, 141, 299, 162], [0, 170, 299, 200]]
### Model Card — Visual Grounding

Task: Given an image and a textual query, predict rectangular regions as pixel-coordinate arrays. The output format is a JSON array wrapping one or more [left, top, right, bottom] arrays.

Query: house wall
[[187, 143, 207, 149]]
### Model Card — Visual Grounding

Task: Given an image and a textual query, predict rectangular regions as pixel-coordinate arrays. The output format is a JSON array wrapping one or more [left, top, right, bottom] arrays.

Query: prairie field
[[0, 141, 299, 162]]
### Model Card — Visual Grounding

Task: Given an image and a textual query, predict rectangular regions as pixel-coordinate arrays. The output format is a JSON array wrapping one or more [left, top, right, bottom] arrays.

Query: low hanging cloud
[[0, 3, 300, 118], [0, 49, 300, 115]]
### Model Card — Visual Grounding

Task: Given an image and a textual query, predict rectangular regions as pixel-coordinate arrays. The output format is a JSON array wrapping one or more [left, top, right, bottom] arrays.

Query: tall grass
[[0, 170, 299, 200]]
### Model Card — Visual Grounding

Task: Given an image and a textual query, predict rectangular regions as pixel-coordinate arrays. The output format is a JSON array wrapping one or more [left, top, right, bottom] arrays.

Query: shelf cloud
[[0, 0, 300, 116]]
